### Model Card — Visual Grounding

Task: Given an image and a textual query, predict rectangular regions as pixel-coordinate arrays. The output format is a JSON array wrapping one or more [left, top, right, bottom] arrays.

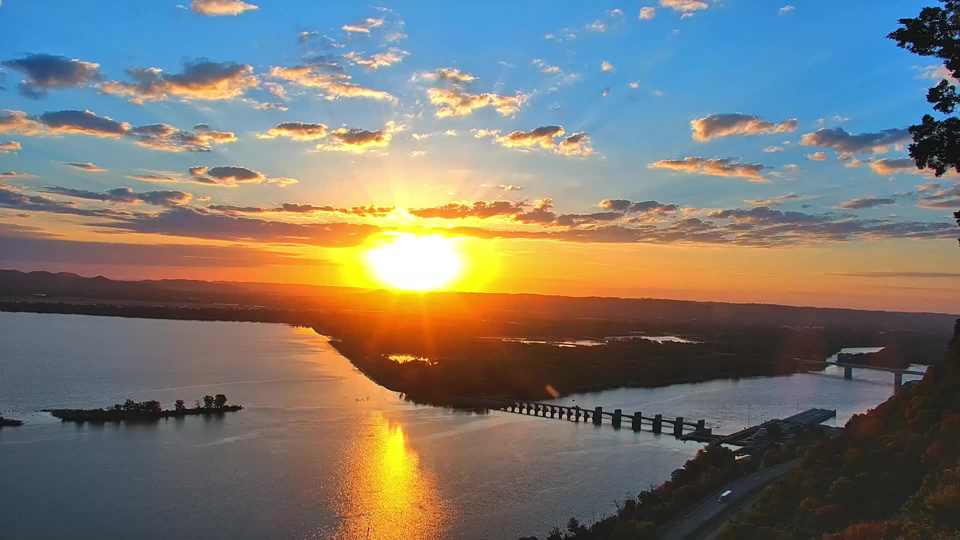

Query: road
[[659, 458, 801, 540]]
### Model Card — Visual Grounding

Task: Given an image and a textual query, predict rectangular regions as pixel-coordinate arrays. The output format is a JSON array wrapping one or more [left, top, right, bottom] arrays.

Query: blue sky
[[1, 0, 958, 312]]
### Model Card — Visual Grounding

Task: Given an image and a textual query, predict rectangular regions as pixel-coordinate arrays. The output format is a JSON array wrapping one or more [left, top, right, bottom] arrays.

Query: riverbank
[[0, 417, 24, 427]]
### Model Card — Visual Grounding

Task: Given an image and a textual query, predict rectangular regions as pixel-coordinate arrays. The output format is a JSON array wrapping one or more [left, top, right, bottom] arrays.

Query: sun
[[366, 234, 463, 291]]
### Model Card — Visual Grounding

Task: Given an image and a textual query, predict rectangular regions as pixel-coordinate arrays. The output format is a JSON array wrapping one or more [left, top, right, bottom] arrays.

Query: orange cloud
[[691, 114, 798, 141], [649, 156, 768, 182]]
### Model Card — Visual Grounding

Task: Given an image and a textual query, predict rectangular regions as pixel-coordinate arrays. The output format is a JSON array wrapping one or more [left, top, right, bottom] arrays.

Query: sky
[[1, 0, 959, 313]]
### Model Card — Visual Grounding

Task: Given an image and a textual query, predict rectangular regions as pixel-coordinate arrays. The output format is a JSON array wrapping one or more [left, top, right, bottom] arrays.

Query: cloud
[[101, 60, 258, 102], [690, 114, 798, 141], [496, 125, 565, 149], [916, 181, 960, 209], [1, 53, 102, 99], [0, 172, 36, 178], [639, 7, 656, 19], [426, 87, 528, 117], [257, 121, 329, 141], [556, 132, 594, 156], [130, 123, 236, 152], [408, 200, 527, 220], [586, 21, 607, 32], [0, 185, 123, 217], [778, 5, 794, 15], [38, 109, 129, 137], [268, 65, 395, 101], [267, 178, 298, 188], [188, 165, 266, 186], [649, 156, 769, 182], [0, 226, 313, 268], [744, 193, 807, 206], [827, 271, 960, 279], [209, 203, 393, 217], [497, 184, 525, 191], [599, 199, 679, 214], [342, 18, 383, 34], [763, 146, 784, 153], [97, 206, 381, 247], [836, 196, 898, 210], [190, 0, 258, 16], [417, 68, 476, 86], [530, 59, 582, 86], [41, 186, 192, 206], [1, 109, 234, 152], [342, 48, 408, 71], [315, 121, 399, 153], [800, 127, 911, 155], [660, 0, 708, 13], [478, 125, 594, 157], [0, 141, 20, 153], [601, 61, 615, 73], [806, 151, 827, 161], [63, 162, 105, 172], [869, 158, 921, 176]]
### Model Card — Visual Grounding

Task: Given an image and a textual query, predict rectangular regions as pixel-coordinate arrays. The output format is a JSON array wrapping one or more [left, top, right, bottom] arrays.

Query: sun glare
[[367, 234, 463, 291]]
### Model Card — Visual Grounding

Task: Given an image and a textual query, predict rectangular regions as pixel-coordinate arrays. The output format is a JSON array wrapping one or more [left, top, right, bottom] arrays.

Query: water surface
[[0, 312, 918, 539]]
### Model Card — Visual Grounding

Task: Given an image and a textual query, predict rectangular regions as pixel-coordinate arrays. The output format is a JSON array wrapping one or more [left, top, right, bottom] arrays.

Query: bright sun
[[367, 234, 463, 291]]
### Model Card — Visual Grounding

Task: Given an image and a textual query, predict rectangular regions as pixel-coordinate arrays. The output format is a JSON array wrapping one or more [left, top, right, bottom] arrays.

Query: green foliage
[[889, 1, 960, 179]]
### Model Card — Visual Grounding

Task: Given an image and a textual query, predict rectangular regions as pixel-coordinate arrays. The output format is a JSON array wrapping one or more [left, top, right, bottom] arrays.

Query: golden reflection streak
[[332, 413, 449, 540]]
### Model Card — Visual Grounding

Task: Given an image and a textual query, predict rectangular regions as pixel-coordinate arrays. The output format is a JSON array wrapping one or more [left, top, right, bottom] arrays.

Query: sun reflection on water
[[331, 413, 448, 540]]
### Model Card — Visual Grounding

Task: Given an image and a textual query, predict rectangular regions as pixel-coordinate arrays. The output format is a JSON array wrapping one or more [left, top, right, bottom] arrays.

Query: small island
[[46, 394, 242, 423], [0, 417, 24, 428]]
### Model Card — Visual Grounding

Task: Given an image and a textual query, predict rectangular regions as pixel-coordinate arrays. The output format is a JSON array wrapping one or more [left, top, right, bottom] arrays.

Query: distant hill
[[0, 268, 956, 333]]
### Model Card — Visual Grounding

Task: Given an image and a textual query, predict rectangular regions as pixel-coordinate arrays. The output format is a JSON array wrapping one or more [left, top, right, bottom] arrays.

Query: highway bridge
[[794, 358, 925, 391]]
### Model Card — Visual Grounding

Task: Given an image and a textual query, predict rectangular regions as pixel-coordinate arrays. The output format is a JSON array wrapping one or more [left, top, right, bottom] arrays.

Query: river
[[0, 312, 924, 539]]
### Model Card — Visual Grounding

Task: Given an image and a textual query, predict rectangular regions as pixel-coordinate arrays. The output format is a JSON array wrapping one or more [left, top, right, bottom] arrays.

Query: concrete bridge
[[794, 358, 925, 391], [493, 399, 708, 438]]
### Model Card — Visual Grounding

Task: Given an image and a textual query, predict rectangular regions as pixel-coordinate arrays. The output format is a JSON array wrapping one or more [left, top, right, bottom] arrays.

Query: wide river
[[0, 312, 925, 539]]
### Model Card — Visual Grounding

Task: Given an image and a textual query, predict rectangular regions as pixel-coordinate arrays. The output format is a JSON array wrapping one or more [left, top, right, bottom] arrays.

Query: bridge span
[[794, 358, 925, 391], [490, 398, 709, 438]]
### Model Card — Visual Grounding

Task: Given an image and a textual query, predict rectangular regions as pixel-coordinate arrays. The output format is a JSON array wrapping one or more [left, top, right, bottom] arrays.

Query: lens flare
[[366, 234, 462, 291]]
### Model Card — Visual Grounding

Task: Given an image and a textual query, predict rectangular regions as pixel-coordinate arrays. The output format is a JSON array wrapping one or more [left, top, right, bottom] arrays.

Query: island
[[0, 417, 24, 428], [46, 394, 242, 423]]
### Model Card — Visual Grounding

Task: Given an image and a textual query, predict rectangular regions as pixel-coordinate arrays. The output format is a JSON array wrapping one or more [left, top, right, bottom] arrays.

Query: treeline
[[325, 316, 949, 405], [716, 333, 960, 539]]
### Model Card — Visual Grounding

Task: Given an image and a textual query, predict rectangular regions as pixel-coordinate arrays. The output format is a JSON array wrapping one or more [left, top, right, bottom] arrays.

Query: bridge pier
[[632, 411, 642, 431], [612, 409, 622, 429], [653, 414, 662, 434], [697, 419, 706, 431], [574, 407, 581, 422], [673, 416, 684, 438], [844, 366, 853, 380], [593, 406, 603, 426], [894, 373, 903, 391]]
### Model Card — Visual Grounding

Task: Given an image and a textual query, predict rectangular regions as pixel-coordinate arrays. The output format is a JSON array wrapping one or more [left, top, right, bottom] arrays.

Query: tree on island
[[174, 399, 186, 412], [202, 395, 215, 408], [214, 394, 228, 408]]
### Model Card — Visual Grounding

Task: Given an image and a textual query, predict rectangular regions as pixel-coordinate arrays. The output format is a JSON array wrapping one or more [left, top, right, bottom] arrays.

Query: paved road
[[660, 459, 801, 540]]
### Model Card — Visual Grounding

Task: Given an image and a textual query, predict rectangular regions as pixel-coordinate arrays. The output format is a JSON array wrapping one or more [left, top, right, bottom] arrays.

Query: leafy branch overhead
[[890, 0, 960, 177]]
